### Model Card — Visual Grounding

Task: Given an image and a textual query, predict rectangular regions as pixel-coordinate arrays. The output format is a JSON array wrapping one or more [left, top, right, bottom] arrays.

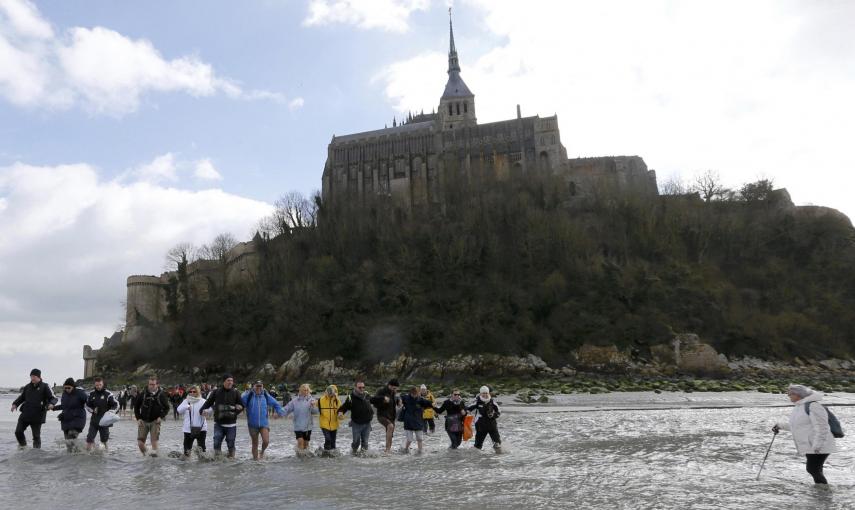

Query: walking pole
[[756, 429, 778, 481]]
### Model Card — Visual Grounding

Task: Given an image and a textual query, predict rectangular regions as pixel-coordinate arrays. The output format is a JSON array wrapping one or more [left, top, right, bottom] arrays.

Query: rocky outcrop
[[275, 350, 310, 382], [303, 358, 360, 380], [573, 344, 630, 370], [373, 353, 552, 382], [674, 334, 729, 374]]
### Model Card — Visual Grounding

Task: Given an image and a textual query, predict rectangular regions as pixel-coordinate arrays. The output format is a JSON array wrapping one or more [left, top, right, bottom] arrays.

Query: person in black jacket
[[433, 389, 468, 449], [200, 374, 244, 458], [133, 376, 170, 456], [11, 368, 57, 449], [370, 378, 401, 454], [400, 387, 433, 454], [85, 377, 118, 450], [54, 377, 89, 452], [466, 385, 502, 451], [338, 379, 374, 454]]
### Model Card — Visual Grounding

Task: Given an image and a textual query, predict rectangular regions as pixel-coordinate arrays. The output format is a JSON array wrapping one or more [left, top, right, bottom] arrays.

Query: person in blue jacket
[[281, 383, 318, 453], [54, 377, 89, 452], [241, 380, 286, 460]]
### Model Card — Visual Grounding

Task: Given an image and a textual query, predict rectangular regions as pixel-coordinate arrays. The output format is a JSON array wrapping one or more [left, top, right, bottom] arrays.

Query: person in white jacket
[[772, 384, 836, 484], [176, 385, 212, 457]]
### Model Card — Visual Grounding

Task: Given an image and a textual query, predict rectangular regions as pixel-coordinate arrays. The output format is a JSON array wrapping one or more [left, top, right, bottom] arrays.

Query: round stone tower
[[125, 275, 165, 333]]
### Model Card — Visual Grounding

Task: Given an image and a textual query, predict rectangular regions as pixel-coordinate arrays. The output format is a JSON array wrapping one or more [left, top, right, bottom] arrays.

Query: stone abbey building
[[322, 14, 658, 209], [84, 14, 658, 376]]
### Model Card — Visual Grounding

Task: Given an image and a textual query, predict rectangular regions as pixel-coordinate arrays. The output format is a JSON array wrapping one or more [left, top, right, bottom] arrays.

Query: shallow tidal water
[[2, 392, 854, 510]]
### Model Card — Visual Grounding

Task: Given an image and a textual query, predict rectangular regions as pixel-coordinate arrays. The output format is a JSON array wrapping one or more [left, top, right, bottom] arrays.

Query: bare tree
[[660, 175, 688, 195], [165, 242, 197, 271], [691, 170, 731, 202], [199, 232, 238, 261], [257, 191, 318, 237]]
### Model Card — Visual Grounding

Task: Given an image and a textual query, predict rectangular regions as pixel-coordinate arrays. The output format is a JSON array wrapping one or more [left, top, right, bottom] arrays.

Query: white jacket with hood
[[776, 392, 836, 455]]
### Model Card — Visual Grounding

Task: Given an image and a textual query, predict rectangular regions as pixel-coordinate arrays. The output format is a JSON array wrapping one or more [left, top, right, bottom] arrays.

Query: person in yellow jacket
[[420, 384, 436, 434], [318, 385, 341, 452]]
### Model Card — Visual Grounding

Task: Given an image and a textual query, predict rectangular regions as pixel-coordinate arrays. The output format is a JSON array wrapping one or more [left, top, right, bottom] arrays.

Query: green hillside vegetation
[[105, 172, 855, 372]]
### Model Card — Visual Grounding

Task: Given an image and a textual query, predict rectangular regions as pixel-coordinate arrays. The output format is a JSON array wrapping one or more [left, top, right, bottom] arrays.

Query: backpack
[[805, 402, 845, 438]]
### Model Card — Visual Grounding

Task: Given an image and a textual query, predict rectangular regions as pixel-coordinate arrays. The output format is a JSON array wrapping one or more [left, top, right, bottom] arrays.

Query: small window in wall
[[456, 103, 460, 115], [448, 103, 453, 115], [464, 102, 468, 113]]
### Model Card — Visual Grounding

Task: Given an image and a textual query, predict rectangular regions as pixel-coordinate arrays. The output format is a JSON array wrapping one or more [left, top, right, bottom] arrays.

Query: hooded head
[[63, 377, 76, 392], [388, 379, 400, 390], [325, 384, 338, 397], [787, 384, 813, 403]]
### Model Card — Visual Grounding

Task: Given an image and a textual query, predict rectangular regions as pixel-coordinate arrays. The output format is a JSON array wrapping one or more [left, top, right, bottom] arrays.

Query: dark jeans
[[213, 424, 237, 452], [15, 419, 42, 448], [423, 418, 435, 433], [445, 426, 463, 448], [474, 419, 501, 449], [183, 431, 207, 454], [322, 428, 337, 450], [351, 422, 371, 451], [444, 415, 464, 448], [806, 454, 830, 484], [86, 420, 110, 444]]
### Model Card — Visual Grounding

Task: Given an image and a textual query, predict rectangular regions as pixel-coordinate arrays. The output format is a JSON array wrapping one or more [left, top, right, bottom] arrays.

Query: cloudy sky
[[1, 0, 853, 386]]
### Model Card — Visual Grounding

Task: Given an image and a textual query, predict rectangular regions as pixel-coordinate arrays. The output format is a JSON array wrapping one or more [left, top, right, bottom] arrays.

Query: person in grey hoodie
[[281, 383, 318, 452]]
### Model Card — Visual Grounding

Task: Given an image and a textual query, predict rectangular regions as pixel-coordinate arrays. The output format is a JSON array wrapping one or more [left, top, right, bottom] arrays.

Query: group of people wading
[[11, 370, 503, 459], [13, 369, 837, 485]]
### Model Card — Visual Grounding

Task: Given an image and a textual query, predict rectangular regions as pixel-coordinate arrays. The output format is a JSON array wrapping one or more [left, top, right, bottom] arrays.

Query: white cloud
[[131, 153, 178, 184], [0, 159, 273, 384], [194, 158, 222, 181], [0, 0, 296, 115], [0, 0, 52, 39], [303, 0, 430, 32], [288, 97, 305, 110], [376, 0, 855, 221]]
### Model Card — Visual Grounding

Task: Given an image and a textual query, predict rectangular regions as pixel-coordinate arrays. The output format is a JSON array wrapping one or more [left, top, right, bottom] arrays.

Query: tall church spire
[[439, 7, 475, 130], [448, 8, 460, 73]]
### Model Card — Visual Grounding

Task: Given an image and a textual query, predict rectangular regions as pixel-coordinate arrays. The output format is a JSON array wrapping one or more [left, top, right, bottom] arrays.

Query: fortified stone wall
[[122, 239, 261, 343]]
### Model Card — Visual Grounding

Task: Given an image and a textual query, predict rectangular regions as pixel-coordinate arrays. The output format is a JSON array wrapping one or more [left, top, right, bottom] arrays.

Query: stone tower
[[438, 9, 476, 131]]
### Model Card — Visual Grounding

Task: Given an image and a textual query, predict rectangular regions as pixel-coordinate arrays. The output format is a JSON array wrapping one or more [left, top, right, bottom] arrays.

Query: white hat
[[420, 384, 427, 390], [480, 386, 490, 394]]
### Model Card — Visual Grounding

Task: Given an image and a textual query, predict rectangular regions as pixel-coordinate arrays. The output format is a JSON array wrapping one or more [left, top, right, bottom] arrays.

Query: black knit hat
[[223, 373, 233, 381], [30, 368, 41, 378], [388, 378, 399, 387], [63, 377, 75, 387]]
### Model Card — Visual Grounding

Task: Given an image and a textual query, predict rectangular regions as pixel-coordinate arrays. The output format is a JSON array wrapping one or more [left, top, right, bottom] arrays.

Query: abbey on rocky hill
[[322, 11, 658, 210]]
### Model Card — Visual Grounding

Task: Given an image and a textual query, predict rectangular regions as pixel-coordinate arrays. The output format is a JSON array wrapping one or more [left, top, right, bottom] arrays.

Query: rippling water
[[2, 392, 854, 509]]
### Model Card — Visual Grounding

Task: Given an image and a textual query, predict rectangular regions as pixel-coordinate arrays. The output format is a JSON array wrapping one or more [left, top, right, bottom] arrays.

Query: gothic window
[[464, 101, 468, 113], [448, 103, 453, 115], [456, 103, 460, 115]]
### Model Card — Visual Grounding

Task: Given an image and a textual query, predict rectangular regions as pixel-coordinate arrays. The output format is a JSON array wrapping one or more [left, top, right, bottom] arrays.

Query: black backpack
[[805, 402, 845, 438]]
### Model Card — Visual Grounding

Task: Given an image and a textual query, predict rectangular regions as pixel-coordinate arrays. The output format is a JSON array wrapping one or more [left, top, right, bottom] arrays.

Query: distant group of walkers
[[10, 370, 503, 460]]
